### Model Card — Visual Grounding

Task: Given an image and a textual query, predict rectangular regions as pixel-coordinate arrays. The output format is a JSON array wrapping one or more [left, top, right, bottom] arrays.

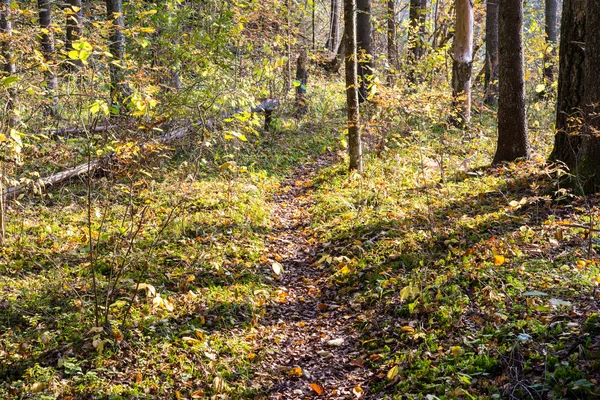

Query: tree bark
[[38, 0, 59, 116], [543, 0, 558, 86], [387, 0, 397, 84], [451, 0, 474, 127], [356, 0, 373, 103], [324, 32, 346, 73], [106, 0, 131, 110], [0, 0, 16, 127], [65, 0, 83, 71], [549, 0, 586, 165], [344, 0, 362, 173], [484, 0, 499, 105], [326, 0, 340, 52], [566, 0, 600, 192], [294, 50, 308, 117], [408, 0, 427, 62], [493, 0, 530, 164]]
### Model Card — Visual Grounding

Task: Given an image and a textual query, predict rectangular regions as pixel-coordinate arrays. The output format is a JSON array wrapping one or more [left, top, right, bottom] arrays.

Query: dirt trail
[[254, 154, 374, 399]]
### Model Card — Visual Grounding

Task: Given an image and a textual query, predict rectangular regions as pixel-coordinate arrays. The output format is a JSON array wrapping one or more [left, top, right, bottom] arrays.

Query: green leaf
[[522, 291, 548, 296], [1, 76, 19, 86]]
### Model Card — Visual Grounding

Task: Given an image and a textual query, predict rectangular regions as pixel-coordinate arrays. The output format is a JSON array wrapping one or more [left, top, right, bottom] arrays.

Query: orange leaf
[[494, 255, 505, 265], [310, 383, 324, 395]]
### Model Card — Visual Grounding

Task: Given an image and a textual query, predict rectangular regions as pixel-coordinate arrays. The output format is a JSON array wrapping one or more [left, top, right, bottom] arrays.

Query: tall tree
[[65, 0, 83, 71], [387, 0, 397, 84], [0, 0, 16, 126], [549, 0, 586, 165], [106, 0, 131, 110], [556, 0, 600, 192], [344, 0, 362, 172], [543, 0, 558, 88], [408, 0, 427, 62], [484, 0, 499, 105], [326, 0, 340, 52], [356, 0, 373, 102], [451, 0, 474, 127], [493, 0, 530, 164], [38, 0, 59, 116]]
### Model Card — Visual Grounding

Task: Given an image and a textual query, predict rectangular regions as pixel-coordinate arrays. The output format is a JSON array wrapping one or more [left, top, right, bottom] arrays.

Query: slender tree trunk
[[356, 0, 373, 103], [493, 0, 530, 164], [0, 0, 16, 127], [106, 0, 131, 109], [549, 0, 586, 165], [326, 0, 340, 52], [38, 0, 59, 116], [484, 0, 499, 105], [543, 0, 558, 87], [451, 0, 474, 127], [408, 0, 427, 62], [65, 0, 83, 71], [344, 0, 362, 173], [387, 0, 397, 84], [294, 50, 308, 116]]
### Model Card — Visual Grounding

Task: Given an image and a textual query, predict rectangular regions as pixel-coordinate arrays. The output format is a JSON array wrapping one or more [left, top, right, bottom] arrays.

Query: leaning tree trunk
[[387, 0, 397, 84], [356, 0, 373, 103], [451, 0, 474, 127], [408, 0, 427, 62], [0, 0, 16, 127], [344, 0, 362, 173], [38, 0, 59, 116], [65, 0, 83, 71], [484, 0, 499, 105], [106, 0, 131, 110], [493, 0, 530, 164], [542, 0, 558, 88], [325, 31, 346, 73], [566, 0, 600, 192], [549, 0, 586, 165], [326, 0, 340, 52]]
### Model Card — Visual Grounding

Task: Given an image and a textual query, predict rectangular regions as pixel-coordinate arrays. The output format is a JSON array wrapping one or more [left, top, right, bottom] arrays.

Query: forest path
[[253, 153, 374, 399]]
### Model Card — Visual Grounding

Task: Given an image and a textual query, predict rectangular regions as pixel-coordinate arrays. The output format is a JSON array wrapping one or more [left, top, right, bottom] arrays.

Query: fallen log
[[5, 99, 279, 199], [29, 124, 118, 138]]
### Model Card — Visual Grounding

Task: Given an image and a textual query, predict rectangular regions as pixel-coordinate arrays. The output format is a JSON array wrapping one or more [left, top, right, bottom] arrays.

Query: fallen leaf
[[272, 261, 284, 276], [317, 350, 333, 358], [450, 346, 462, 357], [353, 386, 364, 398], [401, 326, 414, 333], [286, 366, 303, 377], [387, 365, 399, 380], [327, 338, 344, 347], [310, 383, 324, 395], [317, 303, 329, 311], [494, 255, 505, 265]]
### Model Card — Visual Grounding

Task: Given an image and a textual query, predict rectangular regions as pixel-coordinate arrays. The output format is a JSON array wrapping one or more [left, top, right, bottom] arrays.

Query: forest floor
[[2, 82, 600, 399]]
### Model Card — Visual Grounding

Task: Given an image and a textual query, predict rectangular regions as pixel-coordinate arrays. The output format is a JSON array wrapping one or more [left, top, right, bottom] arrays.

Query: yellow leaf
[[248, 353, 256, 361], [182, 336, 202, 345], [494, 255, 505, 265], [401, 326, 414, 333], [287, 366, 303, 377], [450, 346, 462, 357], [577, 260, 587, 268], [353, 386, 364, 398], [310, 383, 324, 395], [386, 365, 399, 380]]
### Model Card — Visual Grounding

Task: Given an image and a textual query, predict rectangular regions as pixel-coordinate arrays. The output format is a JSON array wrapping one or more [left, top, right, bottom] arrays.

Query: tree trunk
[[451, 0, 474, 127], [38, 0, 59, 116], [408, 0, 427, 62], [566, 0, 600, 192], [543, 0, 558, 87], [294, 50, 308, 117], [324, 31, 346, 73], [387, 0, 397, 84], [484, 0, 499, 105], [549, 0, 586, 165], [65, 0, 83, 71], [106, 0, 131, 110], [344, 0, 362, 173], [0, 0, 16, 127], [493, 0, 530, 164], [326, 0, 339, 52], [356, 0, 373, 103]]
